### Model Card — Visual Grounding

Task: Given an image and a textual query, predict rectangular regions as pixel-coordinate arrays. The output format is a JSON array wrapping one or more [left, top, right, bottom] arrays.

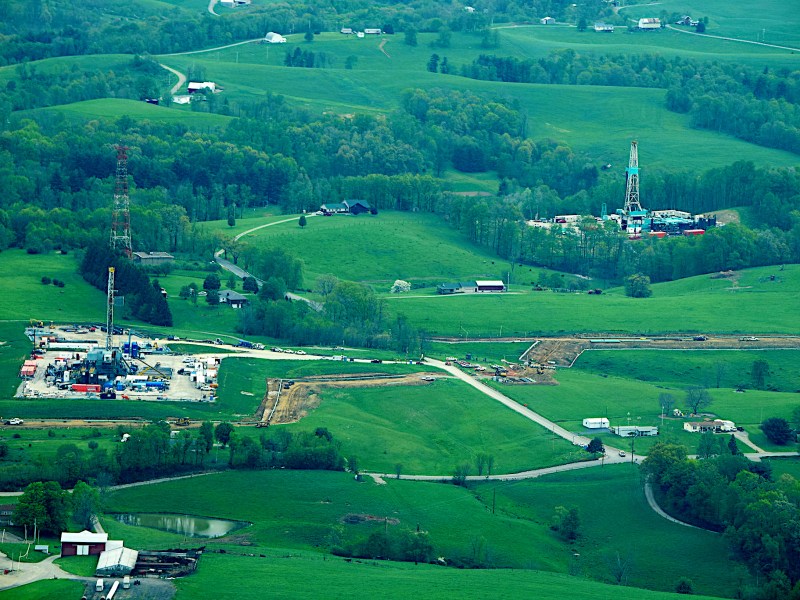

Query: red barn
[[60, 530, 108, 556]]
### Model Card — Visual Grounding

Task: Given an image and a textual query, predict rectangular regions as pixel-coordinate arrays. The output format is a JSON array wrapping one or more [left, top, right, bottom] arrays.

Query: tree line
[[642, 443, 800, 599]]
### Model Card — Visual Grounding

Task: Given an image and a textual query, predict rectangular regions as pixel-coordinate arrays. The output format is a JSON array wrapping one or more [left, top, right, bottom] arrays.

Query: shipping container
[[683, 229, 705, 236], [72, 384, 102, 393]]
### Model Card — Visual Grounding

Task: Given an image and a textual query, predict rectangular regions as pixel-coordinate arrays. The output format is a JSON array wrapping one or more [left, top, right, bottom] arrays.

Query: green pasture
[[104, 470, 568, 571], [279, 378, 583, 474], [173, 551, 723, 600], [102, 469, 734, 598], [766, 457, 800, 479], [243, 211, 514, 285], [0, 427, 118, 461], [575, 349, 800, 392], [199, 209, 289, 238], [0, 580, 85, 599], [477, 466, 751, 597], [0, 542, 51, 563], [383, 264, 800, 336], [161, 54, 800, 172], [158, 269, 244, 333], [35, 98, 234, 128], [0, 322, 34, 401], [618, 0, 800, 47], [0, 251, 105, 323]]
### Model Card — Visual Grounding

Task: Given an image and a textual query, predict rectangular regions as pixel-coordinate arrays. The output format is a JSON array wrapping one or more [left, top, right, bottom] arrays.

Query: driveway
[[0, 553, 90, 591]]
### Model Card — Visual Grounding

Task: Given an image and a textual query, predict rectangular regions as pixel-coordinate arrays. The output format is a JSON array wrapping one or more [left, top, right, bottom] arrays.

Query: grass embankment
[[0, 580, 84, 599], [384, 264, 800, 336], [103, 468, 747, 598], [54, 554, 98, 577]]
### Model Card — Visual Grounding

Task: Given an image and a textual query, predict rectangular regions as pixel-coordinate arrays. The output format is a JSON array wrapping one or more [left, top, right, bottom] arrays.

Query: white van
[[123, 575, 131, 589], [96, 579, 104, 592]]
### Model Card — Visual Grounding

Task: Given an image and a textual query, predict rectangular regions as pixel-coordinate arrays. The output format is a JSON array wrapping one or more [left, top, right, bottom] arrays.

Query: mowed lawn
[[280, 378, 583, 474], [477, 466, 751, 597], [0, 580, 85, 599], [244, 211, 515, 285], [384, 264, 800, 336]]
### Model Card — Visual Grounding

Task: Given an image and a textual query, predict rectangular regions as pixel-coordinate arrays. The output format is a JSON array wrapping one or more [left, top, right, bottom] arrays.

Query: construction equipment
[[174, 417, 190, 426]]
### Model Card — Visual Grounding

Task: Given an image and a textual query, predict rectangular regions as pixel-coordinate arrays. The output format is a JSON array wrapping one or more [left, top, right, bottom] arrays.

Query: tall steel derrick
[[110, 145, 132, 258]]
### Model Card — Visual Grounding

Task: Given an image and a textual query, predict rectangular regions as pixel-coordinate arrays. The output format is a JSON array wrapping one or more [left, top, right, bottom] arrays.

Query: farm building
[[219, 290, 249, 309], [96, 544, 139, 576], [319, 200, 371, 215], [437, 283, 463, 295], [320, 202, 348, 214], [540, 17, 555, 24], [683, 420, 736, 433], [61, 531, 109, 556], [187, 81, 216, 94], [583, 418, 610, 429], [638, 18, 661, 30], [340, 28, 354, 34], [264, 32, 286, 43], [459, 281, 479, 293], [476, 280, 506, 292], [594, 23, 614, 32], [364, 28, 382, 35], [132, 251, 175, 266], [0, 504, 15, 526], [612, 425, 659, 437]]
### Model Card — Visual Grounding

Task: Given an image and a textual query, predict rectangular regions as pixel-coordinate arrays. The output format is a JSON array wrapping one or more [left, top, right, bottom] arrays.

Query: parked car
[[618, 450, 626, 457], [4, 418, 24, 426], [739, 336, 759, 342]]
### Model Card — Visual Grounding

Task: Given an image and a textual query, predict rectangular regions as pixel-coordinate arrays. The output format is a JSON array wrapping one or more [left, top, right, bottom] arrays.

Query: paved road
[[213, 214, 323, 310], [644, 482, 711, 532], [160, 63, 186, 95]]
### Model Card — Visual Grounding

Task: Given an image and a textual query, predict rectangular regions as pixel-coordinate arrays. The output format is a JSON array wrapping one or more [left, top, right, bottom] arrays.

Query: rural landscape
[[0, 0, 799, 598]]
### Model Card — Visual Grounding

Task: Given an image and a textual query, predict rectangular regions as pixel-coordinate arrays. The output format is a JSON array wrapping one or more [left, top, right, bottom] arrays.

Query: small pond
[[111, 513, 249, 538]]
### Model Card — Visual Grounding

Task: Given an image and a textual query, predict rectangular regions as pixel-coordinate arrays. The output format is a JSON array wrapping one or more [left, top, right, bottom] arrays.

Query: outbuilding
[[476, 280, 506, 292], [344, 200, 371, 215], [612, 425, 659, 437], [219, 290, 249, 309], [61, 530, 108, 556], [96, 543, 139, 577], [437, 283, 462, 295], [187, 81, 217, 94], [583, 418, 610, 429], [683, 420, 736, 433], [637, 17, 661, 30], [132, 251, 175, 266], [264, 32, 287, 43], [540, 17, 555, 25]]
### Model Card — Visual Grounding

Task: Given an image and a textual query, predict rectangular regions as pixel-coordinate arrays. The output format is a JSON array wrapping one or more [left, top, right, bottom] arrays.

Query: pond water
[[111, 513, 249, 538]]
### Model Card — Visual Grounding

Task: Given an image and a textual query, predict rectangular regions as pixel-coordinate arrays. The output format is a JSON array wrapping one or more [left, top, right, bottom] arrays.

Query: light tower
[[110, 145, 133, 258], [105, 267, 116, 350]]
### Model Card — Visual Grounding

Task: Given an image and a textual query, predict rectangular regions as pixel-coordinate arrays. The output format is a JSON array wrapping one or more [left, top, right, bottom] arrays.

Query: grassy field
[[54, 555, 98, 577], [424, 340, 532, 364], [476, 466, 751, 597], [0, 580, 85, 599], [0, 426, 118, 461], [383, 264, 800, 336], [575, 349, 800, 392], [244, 211, 516, 285], [0, 251, 105, 322], [173, 551, 723, 600], [278, 378, 584, 474], [102, 468, 742, 598]]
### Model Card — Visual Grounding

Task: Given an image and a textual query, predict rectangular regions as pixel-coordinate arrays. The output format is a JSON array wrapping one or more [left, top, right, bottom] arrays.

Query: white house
[[540, 17, 555, 25], [683, 420, 736, 433], [264, 32, 287, 43], [340, 27, 354, 34], [364, 28, 382, 35]]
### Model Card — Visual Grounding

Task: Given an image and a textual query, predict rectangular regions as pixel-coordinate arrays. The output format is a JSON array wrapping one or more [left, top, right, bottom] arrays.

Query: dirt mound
[[341, 514, 400, 525]]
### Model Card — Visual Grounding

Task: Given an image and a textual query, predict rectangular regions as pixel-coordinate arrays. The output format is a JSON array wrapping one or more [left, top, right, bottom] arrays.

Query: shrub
[[41, 276, 51, 285]]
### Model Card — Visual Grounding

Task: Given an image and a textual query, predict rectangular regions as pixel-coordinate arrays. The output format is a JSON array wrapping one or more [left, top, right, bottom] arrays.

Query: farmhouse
[[0, 504, 15, 526], [319, 200, 372, 215], [187, 81, 216, 94], [683, 420, 736, 433], [637, 18, 661, 30], [612, 425, 659, 437], [540, 17, 555, 25], [264, 32, 287, 43], [61, 530, 108, 556], [437, 283, 462, 295], [594, 23, 614, 32], [132, 251, 175, 266], [219, 290, 249, 308]]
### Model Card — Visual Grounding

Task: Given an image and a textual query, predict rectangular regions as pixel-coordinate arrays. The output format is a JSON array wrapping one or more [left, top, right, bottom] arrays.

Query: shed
[[61, 530, 108, 556], [344, 200, 371, 215], [459, 281, 478, 293], [475, 280, 506, 292], [265, 32, 286, 43], [364, 28, 382, 35], [594, 23, 614, 32], [96, 546, 139, 576], [683, 420, 735, 433], [132, 251, 175, 266], [540, 17, 555, 25], [340, 28, 354, 34], [612, 425, 659, 437], [582, 418, 610, 429]]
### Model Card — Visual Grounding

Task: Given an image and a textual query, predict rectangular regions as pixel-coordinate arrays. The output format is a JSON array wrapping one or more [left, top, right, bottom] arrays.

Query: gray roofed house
[[437, 283, 462, 295], [219, 290, 249, 308], [132, 252, 175, 266], [321, 203, 349, 214]]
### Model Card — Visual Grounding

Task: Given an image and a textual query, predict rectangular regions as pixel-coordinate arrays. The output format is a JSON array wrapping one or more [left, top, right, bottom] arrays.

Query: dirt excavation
[[267, 372, 441, 425]]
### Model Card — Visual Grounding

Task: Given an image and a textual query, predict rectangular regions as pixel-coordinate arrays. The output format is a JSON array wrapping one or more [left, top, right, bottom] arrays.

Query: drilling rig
[[616, 140, 648, 238]]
